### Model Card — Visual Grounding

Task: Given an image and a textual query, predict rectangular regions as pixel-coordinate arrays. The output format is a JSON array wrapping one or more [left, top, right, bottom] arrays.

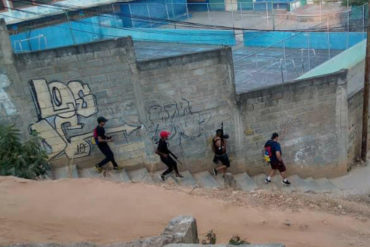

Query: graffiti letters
[[29, 79, 140, 159], [0, 73, 16, 115], [146, 98, 211, 145]]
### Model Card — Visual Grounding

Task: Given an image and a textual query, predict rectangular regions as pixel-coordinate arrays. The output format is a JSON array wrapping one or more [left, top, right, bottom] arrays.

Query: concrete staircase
[[50, 164, 357, 195]]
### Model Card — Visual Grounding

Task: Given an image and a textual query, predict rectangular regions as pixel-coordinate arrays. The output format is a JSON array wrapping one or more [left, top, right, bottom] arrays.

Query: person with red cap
[[155, 130, 183, 181]]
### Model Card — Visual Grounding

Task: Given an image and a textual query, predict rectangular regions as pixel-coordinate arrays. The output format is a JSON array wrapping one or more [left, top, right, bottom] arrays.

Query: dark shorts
[[213, 153, 230, 167], [270, 160, 286, 173]]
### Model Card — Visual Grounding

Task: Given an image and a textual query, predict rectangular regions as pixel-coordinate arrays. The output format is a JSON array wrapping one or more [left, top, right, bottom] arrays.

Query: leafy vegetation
[[0, 124, 50, 179]]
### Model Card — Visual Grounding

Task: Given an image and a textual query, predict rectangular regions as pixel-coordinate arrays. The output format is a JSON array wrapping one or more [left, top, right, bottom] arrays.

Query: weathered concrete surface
[[236, 70, 349, 178]]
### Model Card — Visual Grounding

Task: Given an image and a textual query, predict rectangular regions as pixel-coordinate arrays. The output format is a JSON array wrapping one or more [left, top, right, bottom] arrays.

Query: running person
[[94, 117, 119, 172], [264, 133, 291, 185], [212, 129, 230, 177], [156, 131, 183, 181]]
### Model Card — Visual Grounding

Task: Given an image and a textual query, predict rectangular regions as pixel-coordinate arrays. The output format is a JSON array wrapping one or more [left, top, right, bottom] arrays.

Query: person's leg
[[265, 168, 276, 183], [278, 161, 290, 185], [105, 147, 119, 168], [168, 156, 182, 177], [160, 157, 174, 181], [97, 146, 111, 168]]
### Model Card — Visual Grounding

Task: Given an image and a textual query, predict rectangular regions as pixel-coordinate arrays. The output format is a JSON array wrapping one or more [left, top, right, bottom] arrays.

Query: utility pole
[[361, 2, 370, 162]]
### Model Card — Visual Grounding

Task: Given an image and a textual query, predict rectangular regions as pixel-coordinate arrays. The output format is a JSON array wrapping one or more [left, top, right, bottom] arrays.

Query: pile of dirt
[[0, 176, 370, 247]]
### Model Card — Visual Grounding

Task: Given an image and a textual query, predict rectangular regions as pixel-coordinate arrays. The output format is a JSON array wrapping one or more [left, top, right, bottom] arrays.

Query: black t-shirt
[[96, 126, 108, 147], [157, 139, 170, 154]]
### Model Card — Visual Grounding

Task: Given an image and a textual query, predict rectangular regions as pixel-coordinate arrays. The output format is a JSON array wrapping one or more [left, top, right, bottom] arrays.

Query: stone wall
[[235, 71, 349, 178]]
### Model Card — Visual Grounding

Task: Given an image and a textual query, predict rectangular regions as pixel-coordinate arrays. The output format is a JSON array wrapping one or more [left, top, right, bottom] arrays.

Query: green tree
[[0, 124, 50, 179]]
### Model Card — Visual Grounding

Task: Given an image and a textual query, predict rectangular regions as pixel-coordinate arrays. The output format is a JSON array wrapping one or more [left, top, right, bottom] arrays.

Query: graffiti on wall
[[146, 98, 211, 145], [0, 73, 17, 115], [29, 79, 140, 160]]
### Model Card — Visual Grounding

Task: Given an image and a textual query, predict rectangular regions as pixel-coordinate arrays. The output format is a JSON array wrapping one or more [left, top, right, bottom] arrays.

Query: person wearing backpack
[[155, 130, 183, 181], [94, 116, 120, 173], [264, 132, 291, 185]]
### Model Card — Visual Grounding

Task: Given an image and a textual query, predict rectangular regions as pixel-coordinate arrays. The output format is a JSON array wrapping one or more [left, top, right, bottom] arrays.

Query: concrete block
[[128, 168, 154, 184], [177, 171, 198, 187], [152, 170, 178, 185], [315, 178, 340, 193], [162, 216, 199, 244], [53, 165, 79, 179], [193, 171, 220, 189], [79, 167, 102, 179], [234, 172, 258, 192], [105, 169, 131, 183], [288, 175, 316, 193]]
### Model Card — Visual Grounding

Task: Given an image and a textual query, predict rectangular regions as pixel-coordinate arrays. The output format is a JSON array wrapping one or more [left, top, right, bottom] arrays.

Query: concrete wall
[[347, 89, 362, 165], [136, 48, 237, 172], [0, 19, 367, 178], [235, 71, 349, 178], [1, 19, 236, 171]]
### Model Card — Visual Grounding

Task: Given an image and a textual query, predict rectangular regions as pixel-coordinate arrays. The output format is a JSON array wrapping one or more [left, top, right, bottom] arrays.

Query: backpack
[[91, 127, 98, 145], [264, 141, 273, 163]]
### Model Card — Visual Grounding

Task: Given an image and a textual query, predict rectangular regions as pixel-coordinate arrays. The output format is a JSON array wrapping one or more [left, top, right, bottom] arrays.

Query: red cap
[[160, 131, 170, 139]]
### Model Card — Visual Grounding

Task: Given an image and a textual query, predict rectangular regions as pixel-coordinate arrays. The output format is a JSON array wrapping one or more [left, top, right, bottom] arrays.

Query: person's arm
[[275, 151, 282, 162], [98, 136, 111, 143]]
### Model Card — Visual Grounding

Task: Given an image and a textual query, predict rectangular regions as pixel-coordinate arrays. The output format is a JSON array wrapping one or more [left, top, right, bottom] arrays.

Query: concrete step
[[104, 169, 131, 183], [289, 175, 318, 193], [193, 171, 220, 189], [79, 167, 102, 179], [234, 172, 258, 191], [214, 174, 226, 189], [314, 178, 339, 193], [305, 177, 322, 193], [269, 176, 295, 193], [54, 165, 79, 179], [152, 171, 178, 185], [128, 168, 154, 184], [253, 174, 279, 191], [177, 170, 198, 187]]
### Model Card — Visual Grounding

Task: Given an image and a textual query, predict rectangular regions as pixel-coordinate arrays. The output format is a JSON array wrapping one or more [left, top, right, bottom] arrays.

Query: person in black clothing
[[264, 133, 290, 185], [212, 129, 230, 177], [156, 130, 183, 181], [94, 116, 119, 173]]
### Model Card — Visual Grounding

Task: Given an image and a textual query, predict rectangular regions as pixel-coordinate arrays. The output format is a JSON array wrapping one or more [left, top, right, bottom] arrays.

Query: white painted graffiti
[[0, 73, 16, 115], [29, 79, 140, 160]]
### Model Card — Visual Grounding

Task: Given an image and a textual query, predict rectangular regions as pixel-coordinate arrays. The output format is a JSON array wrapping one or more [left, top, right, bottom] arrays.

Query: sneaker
[[282, 179, 291, 186], [176, 174, 184, 178], [160, 174, 166, 181], [113, 166, 122, 171], [212, 168, 218, 176], [95, 165, 102, 173], [264, 178, 271, 184]]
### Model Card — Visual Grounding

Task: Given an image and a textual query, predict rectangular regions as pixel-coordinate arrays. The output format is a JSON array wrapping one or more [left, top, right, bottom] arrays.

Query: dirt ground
[[1, 176, 370, 247]]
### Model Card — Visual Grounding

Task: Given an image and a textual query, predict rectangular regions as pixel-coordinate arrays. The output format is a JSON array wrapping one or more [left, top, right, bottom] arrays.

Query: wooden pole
[[361, 2, 370, 162]]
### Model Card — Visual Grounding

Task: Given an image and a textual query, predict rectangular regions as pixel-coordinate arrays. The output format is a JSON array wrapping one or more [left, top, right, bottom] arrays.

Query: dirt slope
[[0, 176, 370, 247]]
